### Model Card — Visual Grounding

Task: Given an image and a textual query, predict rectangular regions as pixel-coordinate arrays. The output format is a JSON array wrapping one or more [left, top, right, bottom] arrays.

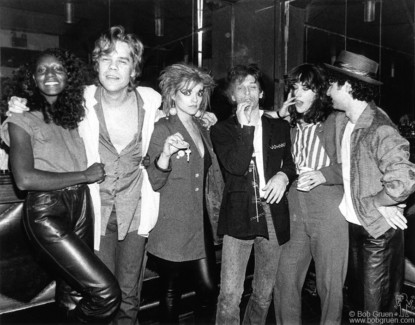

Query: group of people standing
[[5, 25, 221, 325], [3, 23, 415, 325], [272, 51, 413, 324]]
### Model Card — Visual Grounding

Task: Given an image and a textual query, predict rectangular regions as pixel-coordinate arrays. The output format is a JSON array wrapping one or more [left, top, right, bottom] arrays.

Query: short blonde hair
[[159, 63, 215, 115]]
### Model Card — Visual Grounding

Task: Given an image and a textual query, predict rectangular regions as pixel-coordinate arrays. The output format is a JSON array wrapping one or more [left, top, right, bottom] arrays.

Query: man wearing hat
[[325, 50, 415, 315]]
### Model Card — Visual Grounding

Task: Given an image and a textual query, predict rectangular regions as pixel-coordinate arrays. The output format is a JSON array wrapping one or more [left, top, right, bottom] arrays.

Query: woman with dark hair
[[1, 48, 121, 323], [146, 63, 224, 324], [272, 63, 348, 325], [285, 64, 332, 127]]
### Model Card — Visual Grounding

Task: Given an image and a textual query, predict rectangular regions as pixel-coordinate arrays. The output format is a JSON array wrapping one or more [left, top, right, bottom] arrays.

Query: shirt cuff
[[155, 154, 172, 172]]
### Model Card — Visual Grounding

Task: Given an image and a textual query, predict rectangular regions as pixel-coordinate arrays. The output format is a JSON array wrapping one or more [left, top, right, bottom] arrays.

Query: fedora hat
[[324, 50, 382, 85]]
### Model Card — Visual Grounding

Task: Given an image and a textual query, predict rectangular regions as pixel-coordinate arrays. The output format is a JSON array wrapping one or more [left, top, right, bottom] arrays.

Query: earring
[[169, 100, 177, 116], [194, 110, 203, 118]]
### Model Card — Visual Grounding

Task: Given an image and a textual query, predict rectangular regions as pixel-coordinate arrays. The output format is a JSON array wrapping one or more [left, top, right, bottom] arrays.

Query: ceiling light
[[65, 0, 75, 24], [363, 0, 377, 23], [154, 0, 164, 37]]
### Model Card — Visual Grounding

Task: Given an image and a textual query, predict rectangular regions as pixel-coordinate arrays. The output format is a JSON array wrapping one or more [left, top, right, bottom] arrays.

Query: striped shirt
[[292, 122, 330, 173]]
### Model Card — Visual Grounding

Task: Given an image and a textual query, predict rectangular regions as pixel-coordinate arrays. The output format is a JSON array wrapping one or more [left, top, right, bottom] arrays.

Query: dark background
[[0, 0, 414, 123]]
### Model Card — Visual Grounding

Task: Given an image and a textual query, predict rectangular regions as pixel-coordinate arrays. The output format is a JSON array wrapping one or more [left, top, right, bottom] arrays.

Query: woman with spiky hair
[[146, 63, 224, 324], [1, 48, 121, 323]]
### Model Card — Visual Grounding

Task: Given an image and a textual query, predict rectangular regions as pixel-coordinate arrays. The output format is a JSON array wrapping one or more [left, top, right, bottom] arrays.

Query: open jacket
[[336, 103, 415, 238], [80, 85, 162, 249], [211, 114, 296, 245], [146, 115, 224, 261]]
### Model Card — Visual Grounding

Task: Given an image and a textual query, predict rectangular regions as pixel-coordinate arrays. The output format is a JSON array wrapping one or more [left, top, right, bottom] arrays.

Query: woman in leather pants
[[2, 48, 121, 323]]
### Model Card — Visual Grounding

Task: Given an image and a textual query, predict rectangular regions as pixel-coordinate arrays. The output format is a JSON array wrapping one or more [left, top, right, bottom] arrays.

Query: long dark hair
[[11, 48, 87, 129], [287, 64, 332, 127]]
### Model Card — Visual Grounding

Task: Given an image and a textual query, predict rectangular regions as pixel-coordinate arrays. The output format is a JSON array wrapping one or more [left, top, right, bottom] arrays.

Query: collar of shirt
[[253, 111, 266, 197]]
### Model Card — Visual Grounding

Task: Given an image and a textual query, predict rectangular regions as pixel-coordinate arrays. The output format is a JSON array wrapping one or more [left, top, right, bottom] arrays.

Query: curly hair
[[327, 69, 378, 102], [287, 64, 332, 127], [92, 25, 144, 91], [11, 48, 87, 129], [159, 63, 215, 115], [226, 63, 265, 106]]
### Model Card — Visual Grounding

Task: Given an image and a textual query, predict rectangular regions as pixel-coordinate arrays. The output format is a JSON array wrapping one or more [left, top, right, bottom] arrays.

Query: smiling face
[[97, 41, 135, 93], [292, 82, 316, 114], [173, 82, 204, 117], [33, 54, 68, 104]]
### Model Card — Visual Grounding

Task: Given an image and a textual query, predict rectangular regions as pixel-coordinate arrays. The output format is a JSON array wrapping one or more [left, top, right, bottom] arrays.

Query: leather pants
[[347, 223, 404, 314], [150, 213, 218, 324], [23, 185, 121, 323]]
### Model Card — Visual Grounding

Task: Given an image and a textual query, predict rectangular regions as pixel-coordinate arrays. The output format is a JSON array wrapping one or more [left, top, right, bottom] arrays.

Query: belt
[[56, 184, 84, 191]]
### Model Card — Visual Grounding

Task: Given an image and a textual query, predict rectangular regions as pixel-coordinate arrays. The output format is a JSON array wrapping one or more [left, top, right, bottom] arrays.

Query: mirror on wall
[[301, 0, 415, 124], [0, 0, 219, 171], [1, 0, 414, 123], [0, 0, 215, 90]]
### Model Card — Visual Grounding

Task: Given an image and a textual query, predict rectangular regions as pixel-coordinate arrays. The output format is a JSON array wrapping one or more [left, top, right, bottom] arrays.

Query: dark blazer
[[146, 115, 224, 261], [211, 114, 296, 245]]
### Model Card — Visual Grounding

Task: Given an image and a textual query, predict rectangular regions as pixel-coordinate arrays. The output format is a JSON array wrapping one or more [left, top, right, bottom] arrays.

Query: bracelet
[[277, 110, 288, 119]]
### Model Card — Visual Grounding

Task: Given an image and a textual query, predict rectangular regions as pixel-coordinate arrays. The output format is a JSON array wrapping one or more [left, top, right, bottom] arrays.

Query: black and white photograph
[[0, 1, 415, 324]]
